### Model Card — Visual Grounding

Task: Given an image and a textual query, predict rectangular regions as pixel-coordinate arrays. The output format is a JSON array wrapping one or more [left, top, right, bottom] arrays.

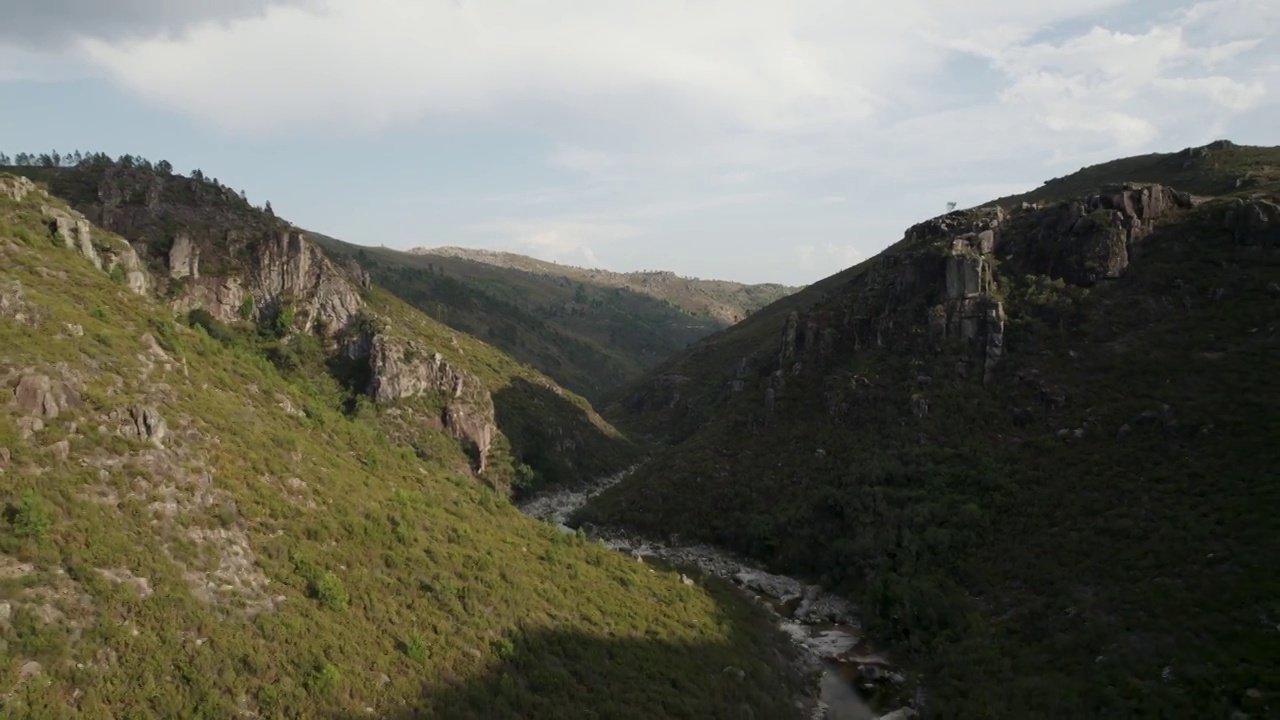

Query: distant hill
[[0, 164, 812, 718], [417, 246, 797, 326], [581, 140, 1280, 718], [307, 238, 798, 403]]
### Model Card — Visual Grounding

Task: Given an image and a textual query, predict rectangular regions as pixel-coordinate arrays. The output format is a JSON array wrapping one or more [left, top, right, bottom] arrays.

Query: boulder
[[13, 374, 80, 418]]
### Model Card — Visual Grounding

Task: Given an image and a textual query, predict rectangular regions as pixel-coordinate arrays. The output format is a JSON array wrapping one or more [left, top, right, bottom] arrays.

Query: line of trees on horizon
[[1, 150, 273, 215]]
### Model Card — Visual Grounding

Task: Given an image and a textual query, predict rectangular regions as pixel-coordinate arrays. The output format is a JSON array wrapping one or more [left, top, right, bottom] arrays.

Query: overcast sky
[[1, 0, 1276, 285]]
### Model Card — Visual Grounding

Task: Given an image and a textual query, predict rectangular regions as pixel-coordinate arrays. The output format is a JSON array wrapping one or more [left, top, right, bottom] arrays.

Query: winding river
[[517, 469, 920, 720]]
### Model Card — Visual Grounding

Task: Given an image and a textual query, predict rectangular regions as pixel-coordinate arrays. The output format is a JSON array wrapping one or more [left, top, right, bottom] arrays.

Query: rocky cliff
[[39, 162, 369, 338], [341, 327, 497, 473]]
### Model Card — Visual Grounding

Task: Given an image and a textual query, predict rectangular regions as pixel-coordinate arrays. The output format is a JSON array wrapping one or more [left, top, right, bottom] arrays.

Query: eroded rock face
[[362, 334, 496, 472], [1028, 183, 1190, 286], [252, 229, 364, 335]]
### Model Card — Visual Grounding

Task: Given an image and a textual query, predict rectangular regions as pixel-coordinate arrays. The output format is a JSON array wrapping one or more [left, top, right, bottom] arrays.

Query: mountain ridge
[[312, 235, 797, 404], [582, 139, 1280, 718]]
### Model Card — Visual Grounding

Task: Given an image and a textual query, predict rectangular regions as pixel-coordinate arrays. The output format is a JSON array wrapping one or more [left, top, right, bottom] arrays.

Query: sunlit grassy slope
[[0, 177, 807, 719]]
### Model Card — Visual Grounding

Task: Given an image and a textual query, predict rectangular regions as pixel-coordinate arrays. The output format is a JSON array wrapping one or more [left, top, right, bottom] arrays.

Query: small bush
[[403, 634, 428, 662], [312, 571, 349, 612], [305, 662, 341, 698], [9, 491, 51, 539]]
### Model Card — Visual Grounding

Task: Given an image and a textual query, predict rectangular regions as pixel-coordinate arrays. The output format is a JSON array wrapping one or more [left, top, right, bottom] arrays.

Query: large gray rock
[[169, 233, 200, 280], [13, 374, 80, 418]]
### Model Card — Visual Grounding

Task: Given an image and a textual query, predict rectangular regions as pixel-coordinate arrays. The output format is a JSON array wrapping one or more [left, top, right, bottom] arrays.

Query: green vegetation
[[0, 177, 811, 718], [585, 141, 1280, 718], [3, 159, 641, 497], [310, 234, 796, 402]]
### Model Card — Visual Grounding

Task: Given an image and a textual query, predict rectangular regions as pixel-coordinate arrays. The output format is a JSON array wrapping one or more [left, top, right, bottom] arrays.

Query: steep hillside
[[310, 236, 796, 402], [4, 158, 637, 497], [584, 141, 1280, 718], [0, 173, 814, 718]]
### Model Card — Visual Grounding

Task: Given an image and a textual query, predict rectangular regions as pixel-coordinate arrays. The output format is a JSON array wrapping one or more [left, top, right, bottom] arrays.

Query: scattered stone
[[275, 393, 306, 418], [0, 447, 9, 466], [0, 601, 10, 623], [97, 567, 154, 599], [878, 709, 918, 720], [19, 660, 42, 680], [49, 439, 71, 462], [910, 394, 929, 418], [723, 666, 746, 681], [680, 573, 695, 586]]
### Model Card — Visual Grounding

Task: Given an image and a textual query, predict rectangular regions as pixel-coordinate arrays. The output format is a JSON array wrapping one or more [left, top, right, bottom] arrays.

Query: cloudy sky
[[1, 0, 1276, 285]]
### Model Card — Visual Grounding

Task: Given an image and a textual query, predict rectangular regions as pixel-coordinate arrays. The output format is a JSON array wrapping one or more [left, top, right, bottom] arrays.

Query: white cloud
[[796, 243, 865, 274], [13, 0, 1274, 284], [74, 0, 1150, 136]]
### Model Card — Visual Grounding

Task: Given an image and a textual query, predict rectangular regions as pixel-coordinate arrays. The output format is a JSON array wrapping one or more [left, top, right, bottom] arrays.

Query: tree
[[264, 201, 274, 216], [0, 152, 10, 165], [191, 168, 204, 181], [156, 159, 173, 174]]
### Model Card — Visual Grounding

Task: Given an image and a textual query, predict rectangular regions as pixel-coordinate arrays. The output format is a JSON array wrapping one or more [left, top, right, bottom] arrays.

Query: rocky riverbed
[[518, 469, 922, 720]]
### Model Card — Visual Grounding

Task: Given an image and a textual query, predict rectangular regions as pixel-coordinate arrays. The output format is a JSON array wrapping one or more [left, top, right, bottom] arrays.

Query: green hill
[[0, 170, 814, 718], [582, 140, 1280, 718], [308, 237, 797, 403]]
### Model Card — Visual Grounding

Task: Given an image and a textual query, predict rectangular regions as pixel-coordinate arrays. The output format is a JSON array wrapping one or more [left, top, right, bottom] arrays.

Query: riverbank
[[517, 469, 922, 720]]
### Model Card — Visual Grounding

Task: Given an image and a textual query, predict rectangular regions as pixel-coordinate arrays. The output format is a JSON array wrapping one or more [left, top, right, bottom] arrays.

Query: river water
[[517, 469, 919, 720]]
